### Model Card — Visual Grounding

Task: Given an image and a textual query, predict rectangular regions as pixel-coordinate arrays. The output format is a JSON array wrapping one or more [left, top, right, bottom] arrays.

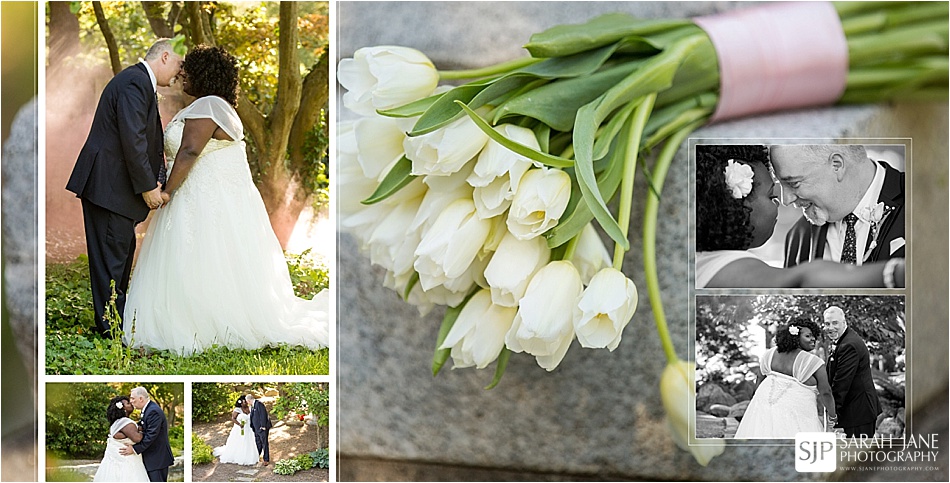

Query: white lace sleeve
[[793, 351, 825, 382], [109, 417, 136, 438], [175, 96, 244, 142], [758, 347, 776, 376]]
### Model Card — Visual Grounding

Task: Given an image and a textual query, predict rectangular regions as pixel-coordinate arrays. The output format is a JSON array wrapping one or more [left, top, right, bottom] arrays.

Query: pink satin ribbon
[[694, 2, 849, 123]]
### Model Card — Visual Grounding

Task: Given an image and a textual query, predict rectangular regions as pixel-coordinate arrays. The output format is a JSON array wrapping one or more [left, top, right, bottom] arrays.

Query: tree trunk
[[184, 1, 215, 46], [92, 2, 122, 74], [140, 1, 177, 38], [47, 2, 80, 68]]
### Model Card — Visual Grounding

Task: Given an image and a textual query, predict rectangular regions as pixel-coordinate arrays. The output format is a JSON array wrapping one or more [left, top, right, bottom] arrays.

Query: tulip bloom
[[404, 112, 490, 177], [353, 116, 412, 181], [338, 46, 439, 116], [574, 268, 637, 350], [439, 290, 516, 369], [483, 232, 549, 307], [660, 359, 725, 466], [414, 199, 491, 291], [507, 168, 571, 240], [505, 261, 583, 371], [468, 124, 537, 219], [572, 223, 612, 285]]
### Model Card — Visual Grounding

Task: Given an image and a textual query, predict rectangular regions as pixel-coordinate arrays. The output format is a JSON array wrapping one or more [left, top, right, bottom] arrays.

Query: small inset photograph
[[694, 143, 905, 289], [191, 382, 329, 482], [45, 383, 184, 482], [695, 294, 905, 440]]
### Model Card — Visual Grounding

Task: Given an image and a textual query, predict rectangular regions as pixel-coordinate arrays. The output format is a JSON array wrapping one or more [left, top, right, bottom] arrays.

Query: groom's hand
[[143, 183, 165, 209], [118, 445, 135, 456]]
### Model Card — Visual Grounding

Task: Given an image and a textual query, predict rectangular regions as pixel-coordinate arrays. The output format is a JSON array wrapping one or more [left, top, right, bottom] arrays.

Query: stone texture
[[706, 404, 731, 418], [696, 383, 737, 413], [727, 400, 750, 420], [337, 1, 949, 481]]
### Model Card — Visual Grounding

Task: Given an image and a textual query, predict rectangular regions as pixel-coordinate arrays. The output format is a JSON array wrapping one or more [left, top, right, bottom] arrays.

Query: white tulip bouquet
[[339, 1, 945, 465]]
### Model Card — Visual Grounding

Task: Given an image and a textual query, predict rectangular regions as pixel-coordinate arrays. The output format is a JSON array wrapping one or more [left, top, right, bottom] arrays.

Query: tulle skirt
[[212, 420, 259, 465], [124, 143, 329, 355], [93, 438, 150, 482], [734, 374, 824, 439]]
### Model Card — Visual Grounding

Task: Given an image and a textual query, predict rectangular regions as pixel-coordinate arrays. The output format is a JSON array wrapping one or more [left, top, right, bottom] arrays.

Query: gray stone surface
[[337, 2, 948, 481], [2, 98, 38, 378]]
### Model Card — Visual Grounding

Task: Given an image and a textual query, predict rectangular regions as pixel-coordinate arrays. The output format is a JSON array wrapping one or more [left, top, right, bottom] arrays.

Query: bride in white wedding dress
[[123, 45, 328, 355], [93, 396, 149, 482], [212, 395, 259, 465], [734, 319, 838, 438]]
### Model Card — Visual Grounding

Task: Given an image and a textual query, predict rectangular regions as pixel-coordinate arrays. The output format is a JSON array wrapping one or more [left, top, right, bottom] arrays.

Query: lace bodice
[[759, 348, 824, 384], [164, 96, 244, 172], [164, 119, 241, 171]]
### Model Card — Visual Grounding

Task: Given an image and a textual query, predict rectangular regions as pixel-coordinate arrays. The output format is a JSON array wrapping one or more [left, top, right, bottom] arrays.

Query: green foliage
[[286, 249, 329, 299], [168, 424, 184, 457], [271, 383, 328, 426], [191, 432, 214, 465], [45, 256, 94, 332], [303, 111, 330, 212], [192, 383, 235, 423], [310, 448, 330, 469], [296, 453, 314, 470], [46, 383, 119, 458], [273, 457, 304, 475], [46, 260, 330, 375]]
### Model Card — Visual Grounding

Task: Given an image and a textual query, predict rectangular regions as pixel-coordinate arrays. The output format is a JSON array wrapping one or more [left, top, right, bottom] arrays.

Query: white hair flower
[[723, 159, 754, 199], [788, 325, 800, 335], [115, 402, 124, 409]]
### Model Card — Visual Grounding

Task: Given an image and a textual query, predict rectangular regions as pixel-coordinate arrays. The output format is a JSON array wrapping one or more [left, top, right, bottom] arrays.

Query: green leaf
[[360, 156, 415, 205], [432, 290, 479, 377], [485, 349, 511, 390], [403, 272, 420, 301], [169, 34, 188, 57], [525, 13, 692, 57], [455, 101, 574, 168], [377, 93, 446, 118], [493, 61, 643, 131]]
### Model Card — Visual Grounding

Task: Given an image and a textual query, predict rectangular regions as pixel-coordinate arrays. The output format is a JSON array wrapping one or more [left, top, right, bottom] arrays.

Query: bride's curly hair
[[181, 44, 240, 107], [776, 318, 823, 353], [107, 395, 131, 425], [696, 144, 770, 251], [234, 395, 247, 408]]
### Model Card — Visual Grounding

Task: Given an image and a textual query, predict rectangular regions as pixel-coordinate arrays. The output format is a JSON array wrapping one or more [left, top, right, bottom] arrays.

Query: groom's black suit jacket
[[784, 161, 905, 268], [132, 400, 175, 473], [827, 327, 881, 429], [66, 62, 165, 223], [250, 400, 272, 431]]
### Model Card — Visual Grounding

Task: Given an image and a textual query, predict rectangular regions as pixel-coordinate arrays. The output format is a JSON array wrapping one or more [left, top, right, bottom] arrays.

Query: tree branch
[[236, 96, 267, 155], [93, 2, 122, 75], [288, 52, 329, 170], [268, 1, 302, 145]]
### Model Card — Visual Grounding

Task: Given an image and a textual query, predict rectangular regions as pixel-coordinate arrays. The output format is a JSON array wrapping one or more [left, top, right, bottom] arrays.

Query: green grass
[[46, 256, 330, 376]]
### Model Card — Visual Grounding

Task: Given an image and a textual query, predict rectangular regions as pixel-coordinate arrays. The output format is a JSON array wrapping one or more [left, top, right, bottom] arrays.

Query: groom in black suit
[[247, 393, 273, 466], [66, 39, 182, 336], [770, 144, 905, 271], [824, 306, 881, 438], [120, 387, 175, 481]]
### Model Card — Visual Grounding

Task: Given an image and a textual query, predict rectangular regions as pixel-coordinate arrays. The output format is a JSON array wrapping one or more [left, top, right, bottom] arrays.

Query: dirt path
[[193, 400, 327, 483]]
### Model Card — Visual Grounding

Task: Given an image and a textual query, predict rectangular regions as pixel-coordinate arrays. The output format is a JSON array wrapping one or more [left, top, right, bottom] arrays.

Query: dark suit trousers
[[842, 422, 876, 439], [255, 427, 270, 462], [81, 199, 137, 336], [147, 467, 168, 482]]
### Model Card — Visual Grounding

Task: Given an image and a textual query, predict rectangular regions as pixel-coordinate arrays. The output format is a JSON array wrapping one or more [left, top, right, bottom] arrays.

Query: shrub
[[272, 457, 304, 475], [46, 257, 95, 332], [286, 249, 329, 299], [168, 425, 184, 457], [191, 433, 214, 465], [296, 453, 314, 470], [272, 383, 329, 425], [46, 383, 118, 458], [192, 383, 234, 423], [310, 448, 330, 469]]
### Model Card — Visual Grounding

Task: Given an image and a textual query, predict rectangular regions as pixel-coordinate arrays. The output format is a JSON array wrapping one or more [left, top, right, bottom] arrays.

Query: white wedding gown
[[93, 417, 150, 482], [124, 95, 329, 355], [734, 348, 825, 438], [212, 409, 259, 465]]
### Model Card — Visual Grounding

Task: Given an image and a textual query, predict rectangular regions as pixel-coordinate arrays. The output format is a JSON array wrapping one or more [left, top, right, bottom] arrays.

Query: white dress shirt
[[824, 162, 885, 265]]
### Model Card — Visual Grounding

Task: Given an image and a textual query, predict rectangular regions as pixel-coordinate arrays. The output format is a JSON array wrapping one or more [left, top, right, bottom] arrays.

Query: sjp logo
[[795, 432, 837, 472]]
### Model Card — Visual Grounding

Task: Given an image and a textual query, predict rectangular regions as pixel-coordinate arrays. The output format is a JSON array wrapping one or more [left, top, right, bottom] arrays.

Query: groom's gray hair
[[144, 39, 173, 60], [823, 305, 846, 321], [131, 386, 151, 400]]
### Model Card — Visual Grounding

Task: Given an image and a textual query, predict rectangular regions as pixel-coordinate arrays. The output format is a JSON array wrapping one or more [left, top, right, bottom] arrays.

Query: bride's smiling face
[[797, 327, 816, 351], [745, 162, 780, 248]]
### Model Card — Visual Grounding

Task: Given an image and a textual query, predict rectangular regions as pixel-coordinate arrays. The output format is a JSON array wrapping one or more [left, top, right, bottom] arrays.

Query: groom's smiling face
[[770, 145, 848, 226]]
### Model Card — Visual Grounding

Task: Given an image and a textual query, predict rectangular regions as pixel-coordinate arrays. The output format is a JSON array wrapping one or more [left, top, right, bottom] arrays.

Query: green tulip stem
[[612, 94, 656, 270], [562, 231, 582, 262], [643, 122, 699, 365], [439, 57, 543, 81]]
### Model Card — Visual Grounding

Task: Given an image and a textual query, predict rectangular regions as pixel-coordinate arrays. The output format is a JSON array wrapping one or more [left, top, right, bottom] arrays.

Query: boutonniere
[[862, 202, 894, 262]]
